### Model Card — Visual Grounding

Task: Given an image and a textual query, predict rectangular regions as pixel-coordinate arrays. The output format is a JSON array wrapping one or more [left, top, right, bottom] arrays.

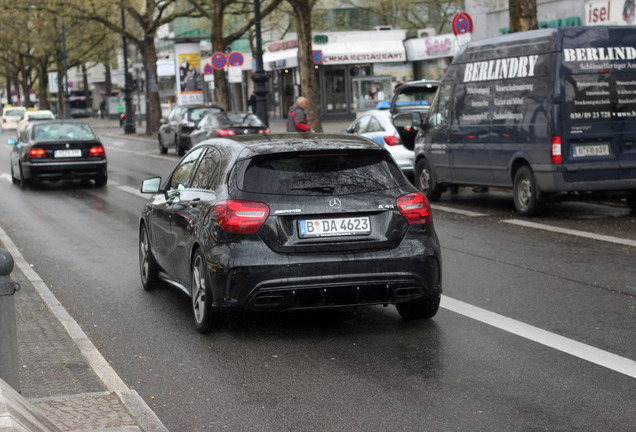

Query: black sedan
[[8, 120, 107, 189], [139, 134, 442, 333], [189, 111, 269, 145], [158, 105, 223, 155]]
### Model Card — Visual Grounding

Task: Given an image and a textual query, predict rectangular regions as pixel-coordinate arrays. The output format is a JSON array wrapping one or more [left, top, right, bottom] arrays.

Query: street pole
[[61, 6, 70, 119], [121, 8, 136, 134], [252, 0, 269, 127]]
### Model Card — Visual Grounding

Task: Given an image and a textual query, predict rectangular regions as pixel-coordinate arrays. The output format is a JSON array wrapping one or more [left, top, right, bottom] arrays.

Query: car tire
[[396, 296, 440, 320], [627, 190, 636, 211], [414, 158, 442, 201], [94, 175, 108, 187], [513, 165, 543, 216], [158, 135, 167, 154], [191, 249, 217, 334], [18, 164, 30, 190], [177, 135, 186, 156], [11, 164, 18, 185], [139, 224, 158, 291]]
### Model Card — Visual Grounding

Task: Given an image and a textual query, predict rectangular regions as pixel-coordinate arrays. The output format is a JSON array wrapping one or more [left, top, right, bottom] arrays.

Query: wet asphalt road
[[0, 125, 634, 431]]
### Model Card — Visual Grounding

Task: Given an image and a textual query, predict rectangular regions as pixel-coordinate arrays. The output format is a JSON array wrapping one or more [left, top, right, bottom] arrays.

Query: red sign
[[228, 52, 244, 67], [212, 52, 227, 69], [452, 12, 473, 36]]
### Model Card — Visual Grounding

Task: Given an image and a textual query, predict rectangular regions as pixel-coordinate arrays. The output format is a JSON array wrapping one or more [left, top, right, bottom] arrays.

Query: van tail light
[[214, 200, 269, 233], [216, 129, 236, 137], [90, 146, 105, 157], [258, 128, 270, 134], [397, 192, 432, 225], [551, 136, 562, 164], [383, 135, 401, 146], [28, 148, 46, 159]]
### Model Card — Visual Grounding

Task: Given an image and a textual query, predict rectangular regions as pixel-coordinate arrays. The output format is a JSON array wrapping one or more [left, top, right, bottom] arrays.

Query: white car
[[15, 110, 55, 136], [2, 106, 27, 131], [344, 109, 414, 176]]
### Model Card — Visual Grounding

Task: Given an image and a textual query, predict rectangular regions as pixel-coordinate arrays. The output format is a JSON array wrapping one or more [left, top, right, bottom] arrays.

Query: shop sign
[[269, 60, 287, 69], [406, 34, 460, 61], [586, 0, 636, 25], [323, 52, 405, 64], [267, 39, 299, 52]]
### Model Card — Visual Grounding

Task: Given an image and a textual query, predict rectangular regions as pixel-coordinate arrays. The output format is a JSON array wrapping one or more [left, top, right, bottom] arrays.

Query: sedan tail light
[[383, 136, 401, 146], [28, 148, 46, 159], [216, 129, 237, 137], [214, 200, 269, 233], [397, 192, 432, 225], [90, 146, 105, 157], [258, 128, 270, 134], [551, 136, 562, 165]]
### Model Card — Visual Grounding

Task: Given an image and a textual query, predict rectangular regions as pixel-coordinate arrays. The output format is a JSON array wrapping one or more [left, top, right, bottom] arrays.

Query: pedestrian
[[99, 100, 106, 119], [286, 96, 312, 132], [248, 93, 257, 114], [117, 101, 124, 127]]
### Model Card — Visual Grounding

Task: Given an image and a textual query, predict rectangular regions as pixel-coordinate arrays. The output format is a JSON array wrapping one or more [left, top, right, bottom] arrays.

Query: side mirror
[[140, 177, 162, 194], [411, 112, 423, 128], [7, 139, 16, 146]]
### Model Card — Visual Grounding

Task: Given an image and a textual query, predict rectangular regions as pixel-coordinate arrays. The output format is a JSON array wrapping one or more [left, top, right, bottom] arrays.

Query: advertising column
[[175, 42, 203, 105]]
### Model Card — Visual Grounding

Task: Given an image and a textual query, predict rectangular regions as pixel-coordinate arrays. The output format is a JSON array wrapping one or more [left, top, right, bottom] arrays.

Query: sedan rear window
[[33, 123, 96, 141], [241, 152, 405, 195]]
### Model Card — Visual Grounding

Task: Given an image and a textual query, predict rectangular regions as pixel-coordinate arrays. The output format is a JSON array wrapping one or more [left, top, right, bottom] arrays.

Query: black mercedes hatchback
[[139, 134, 442, 333]]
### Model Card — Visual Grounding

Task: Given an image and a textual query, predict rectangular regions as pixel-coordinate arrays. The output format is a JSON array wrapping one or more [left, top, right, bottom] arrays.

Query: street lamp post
[[121, 8, 136, 134], [252, 0, 269, 127], [61, 6, 70, 119]]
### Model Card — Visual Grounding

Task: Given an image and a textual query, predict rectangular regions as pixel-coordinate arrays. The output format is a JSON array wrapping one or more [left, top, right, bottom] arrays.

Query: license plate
[[54, 149, 82, 158], [572, 144, 610, 157], [299, 217, 371, 238]]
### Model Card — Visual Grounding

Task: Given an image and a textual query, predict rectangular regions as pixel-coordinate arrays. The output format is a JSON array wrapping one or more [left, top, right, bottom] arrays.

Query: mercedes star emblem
[[329, 198, 341, 209]]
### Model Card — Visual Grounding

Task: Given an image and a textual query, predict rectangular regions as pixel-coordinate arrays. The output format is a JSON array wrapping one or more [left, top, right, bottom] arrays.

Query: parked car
[[158, 105, 224, 155], [8, 120, 107, 189], [15, 110, 55, 136], [139, 133, 442, 333], [344, 109, 414, 176], [189, 111, 270, 145], [2, 106, 27, 131], [70, 108, 92, 118]]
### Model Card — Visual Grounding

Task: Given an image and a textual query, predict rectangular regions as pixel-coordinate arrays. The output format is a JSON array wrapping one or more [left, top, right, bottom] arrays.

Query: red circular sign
[[212, 52, 227, 69], [228, 51, 244, 67], [452, 12, 473, 36]]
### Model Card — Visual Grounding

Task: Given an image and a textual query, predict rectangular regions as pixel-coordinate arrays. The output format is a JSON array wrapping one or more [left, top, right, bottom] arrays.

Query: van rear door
[[559, 28, 636, 188], [391, 81, 439, 150]]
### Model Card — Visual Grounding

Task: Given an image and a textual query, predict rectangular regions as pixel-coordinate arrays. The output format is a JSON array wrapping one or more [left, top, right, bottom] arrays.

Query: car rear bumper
[[207, 235, 442, 311], [24, 160, 107, 180]]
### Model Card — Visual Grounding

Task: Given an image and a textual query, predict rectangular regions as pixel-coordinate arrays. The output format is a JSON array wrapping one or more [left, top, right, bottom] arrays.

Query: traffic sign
[[203, 63, 213, 75], [212, 52, 227, 69], [312, 50, 323, 65], [452, 12, 473, 36], [228, 51, 244, 67]]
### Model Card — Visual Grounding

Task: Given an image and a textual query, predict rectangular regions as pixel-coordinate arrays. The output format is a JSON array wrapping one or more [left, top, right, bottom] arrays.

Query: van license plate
[[54, 149, 82, 158], [572, 144, 609, 158], [299, 217, 371, 238]]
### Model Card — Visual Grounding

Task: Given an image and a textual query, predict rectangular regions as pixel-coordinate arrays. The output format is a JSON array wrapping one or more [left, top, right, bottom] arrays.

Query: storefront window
[[324, 67, 348, 114], [351, 76, 392, 111]]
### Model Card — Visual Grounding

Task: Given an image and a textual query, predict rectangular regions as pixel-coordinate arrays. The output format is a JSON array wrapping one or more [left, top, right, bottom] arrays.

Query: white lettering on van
[[462, 55, 539, 83], [563, 47, 636, 62]]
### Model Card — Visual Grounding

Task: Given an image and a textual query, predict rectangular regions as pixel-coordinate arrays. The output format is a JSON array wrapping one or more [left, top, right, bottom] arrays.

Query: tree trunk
[[144, 36, 161, 134], [288, 0, 322, 132], [509, 0, 538, 33], [37, 57, 50, 110], [82, 64, 91, 110], [212, 0, 230, 110]]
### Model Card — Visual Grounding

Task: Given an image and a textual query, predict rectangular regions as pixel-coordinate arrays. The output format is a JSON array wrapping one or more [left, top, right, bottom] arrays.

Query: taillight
[[551, 136, 562, 164], [383, 135, 401, 146], [90, 146, 105, 157], [258, 128, 270, 134], [28, 148, 46, 159], [397, 192, 432, 225], [216, 129, 236, 137], [214, 200, 269, 233]]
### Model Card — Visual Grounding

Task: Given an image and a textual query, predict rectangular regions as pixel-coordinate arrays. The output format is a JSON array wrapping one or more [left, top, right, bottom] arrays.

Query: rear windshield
[[4, 109, 24, 117], [565, 71, 636, 122], [394, 86, 438, 111], [241, 152, 405, 195], [188, 107, 222, 122], [217, 113, 265, 127], [33, 123, 96, 141]]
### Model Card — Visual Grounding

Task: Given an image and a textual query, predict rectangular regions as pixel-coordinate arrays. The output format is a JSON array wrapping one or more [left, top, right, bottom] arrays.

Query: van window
[[565, 71, 636, 122], [428, 84, 452, 129]]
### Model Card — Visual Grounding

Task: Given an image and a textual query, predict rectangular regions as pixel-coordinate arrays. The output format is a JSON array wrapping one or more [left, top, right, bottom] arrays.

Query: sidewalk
[[0, 227, 167, 432]]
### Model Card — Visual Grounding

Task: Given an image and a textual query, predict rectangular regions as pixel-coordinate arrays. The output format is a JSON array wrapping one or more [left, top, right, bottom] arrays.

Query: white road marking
[[0, 173, 11, 182], [0, 225, 168, 431], [431, 204, 488, 217], [503, 219, 636, 248], [442, 296, 636, 378]]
